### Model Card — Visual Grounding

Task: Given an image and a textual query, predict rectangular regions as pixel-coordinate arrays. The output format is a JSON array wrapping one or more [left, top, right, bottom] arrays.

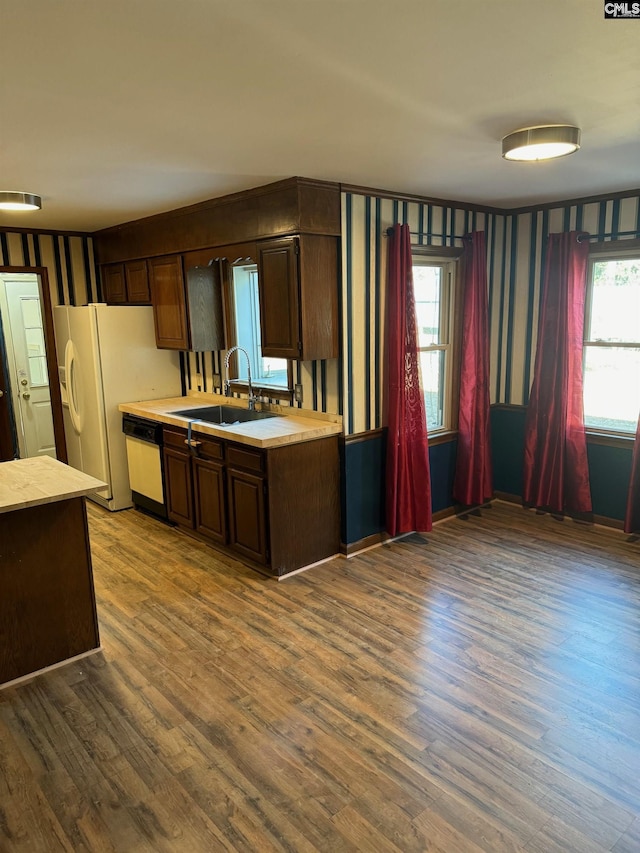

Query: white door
[[1, 278, 56, 458]]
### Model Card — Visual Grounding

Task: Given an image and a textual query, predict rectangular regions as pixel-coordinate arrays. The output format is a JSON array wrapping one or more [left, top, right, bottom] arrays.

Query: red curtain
[[386, 223, 432, 535], [523, 231, 592, 515], [453, 231, 492, 506], [624, 415, 640, 534]]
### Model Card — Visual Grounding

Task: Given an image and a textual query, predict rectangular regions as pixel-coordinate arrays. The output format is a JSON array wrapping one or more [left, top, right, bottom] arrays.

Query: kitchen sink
[[172, 405, 277, 426]]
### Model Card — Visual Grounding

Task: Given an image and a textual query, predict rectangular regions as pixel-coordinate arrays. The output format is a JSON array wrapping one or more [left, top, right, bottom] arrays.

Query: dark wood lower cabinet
[[0, 497, 100, 685], [227, 467, 268, 564], [194, 458, 227, 544], [162, 427, 339, 576], [265, 438, 340, 574], [163, 446, 194, 527]]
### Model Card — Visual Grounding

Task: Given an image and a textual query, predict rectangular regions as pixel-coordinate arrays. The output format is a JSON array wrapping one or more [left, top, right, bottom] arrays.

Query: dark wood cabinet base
[[162, 428, 340, 578], [266, 438, 340, 575], [0, 497, 100, 685]]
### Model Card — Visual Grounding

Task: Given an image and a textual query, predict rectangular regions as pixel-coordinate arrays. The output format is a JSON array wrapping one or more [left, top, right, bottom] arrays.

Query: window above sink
[[213, 242, 293, 397], [229, 262, 291, 392]]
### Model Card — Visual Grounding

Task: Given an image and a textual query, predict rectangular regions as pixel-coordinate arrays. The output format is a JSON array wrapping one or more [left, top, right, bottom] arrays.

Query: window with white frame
[[583, 252, 640, 434], [230, 263, 290, 390], [412, 256, 457, 432]]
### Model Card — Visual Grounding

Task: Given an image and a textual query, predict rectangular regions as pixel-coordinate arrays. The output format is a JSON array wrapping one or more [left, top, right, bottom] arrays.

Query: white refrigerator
[[53, 304, 182, 510]]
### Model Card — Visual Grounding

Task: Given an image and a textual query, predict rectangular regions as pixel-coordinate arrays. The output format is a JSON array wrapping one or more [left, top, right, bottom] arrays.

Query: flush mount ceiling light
[[502, 125, 581, 162], [0, 191, 42, 211]]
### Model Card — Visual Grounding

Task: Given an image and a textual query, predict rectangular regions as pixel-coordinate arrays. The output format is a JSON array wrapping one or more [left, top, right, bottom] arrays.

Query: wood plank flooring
[[1, 501, 639, 851]]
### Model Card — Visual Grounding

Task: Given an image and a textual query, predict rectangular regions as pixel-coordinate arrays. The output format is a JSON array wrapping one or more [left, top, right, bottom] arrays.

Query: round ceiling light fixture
[[0, 191, 42, 211], [502, 125, 581, 162]]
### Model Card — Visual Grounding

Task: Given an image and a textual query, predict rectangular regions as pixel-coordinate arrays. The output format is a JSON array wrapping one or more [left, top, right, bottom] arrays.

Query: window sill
[[429, 429, 458, 446], [585, 429, 636, 448], [227, 381, 294, 402]]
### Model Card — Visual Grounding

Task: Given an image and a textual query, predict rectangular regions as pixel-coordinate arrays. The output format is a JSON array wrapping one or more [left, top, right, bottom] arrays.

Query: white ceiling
[[1, 0, 639, 232]]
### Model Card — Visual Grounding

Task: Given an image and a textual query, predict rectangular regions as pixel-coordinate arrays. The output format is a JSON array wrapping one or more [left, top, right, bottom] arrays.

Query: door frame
[[0, 325, 17, 459], [0, 266, 67, 463]]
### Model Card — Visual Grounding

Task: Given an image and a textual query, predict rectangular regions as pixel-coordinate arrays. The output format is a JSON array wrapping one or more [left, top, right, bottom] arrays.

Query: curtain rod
[[385, 227, 465, 241], [577, 229, 640, 243]]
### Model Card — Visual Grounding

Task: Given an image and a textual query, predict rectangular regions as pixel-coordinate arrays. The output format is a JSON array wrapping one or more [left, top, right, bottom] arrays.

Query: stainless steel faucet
[[224, 346, 257, 410]]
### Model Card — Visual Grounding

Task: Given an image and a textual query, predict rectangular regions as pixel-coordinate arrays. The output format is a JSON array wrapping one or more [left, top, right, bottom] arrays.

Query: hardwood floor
[[1, 501, 639, 851]]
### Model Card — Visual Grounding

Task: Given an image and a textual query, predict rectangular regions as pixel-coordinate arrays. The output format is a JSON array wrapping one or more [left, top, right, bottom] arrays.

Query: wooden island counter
[[0, 456, 105, 687]]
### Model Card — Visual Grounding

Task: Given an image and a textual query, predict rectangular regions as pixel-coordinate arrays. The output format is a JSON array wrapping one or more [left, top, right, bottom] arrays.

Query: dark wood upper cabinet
[[94, 179, 340, 360], [148, 253, 225, 351], [258, 237, 300, 359], [101, 260, 150, 304], [93, 178, 340, 264], [183, 251, 226, 352], [101, 263, 127, 304], [124, 259, 150, 303], [148, 255, 189, 349], [208, 241, 257, 266], [258, 234, 338, 361]]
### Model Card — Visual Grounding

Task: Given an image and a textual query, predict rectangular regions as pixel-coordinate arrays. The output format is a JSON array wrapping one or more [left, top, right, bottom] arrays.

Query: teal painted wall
[[341, 434, 458, 545], [341, 435, 386, 545], [491, 405, 633, 522], [587, 442, 633, 521], [491, 406, 527, 497]]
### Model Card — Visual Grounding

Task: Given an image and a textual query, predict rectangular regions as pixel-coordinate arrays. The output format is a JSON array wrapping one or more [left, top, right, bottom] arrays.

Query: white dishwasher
[[122, 415, 167, 519]]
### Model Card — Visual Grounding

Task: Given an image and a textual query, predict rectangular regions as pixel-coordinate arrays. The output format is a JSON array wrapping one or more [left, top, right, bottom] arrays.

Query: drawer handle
[[184, 438, 202, 448]]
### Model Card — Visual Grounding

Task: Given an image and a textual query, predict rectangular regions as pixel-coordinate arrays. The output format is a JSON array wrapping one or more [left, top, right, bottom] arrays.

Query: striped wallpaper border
[[343, 190, 640, 431], [491, 194, 640, 406], [5, 190, 638, 426], [341, 192, 498, 435], [0, 230, 98, 306], [182, 349, 342, 416]]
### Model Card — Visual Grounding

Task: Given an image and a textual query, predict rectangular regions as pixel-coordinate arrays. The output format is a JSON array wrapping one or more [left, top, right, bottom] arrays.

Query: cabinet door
[[193, 457, 227, 543], [101, 264, 126, 304], [148, 255, 188, 349], [257, 237, 300, 359], [183, 262, 226, 351], [227, 468, 268, 565], [125, 260, 150, 303], [298, 234, 339, 360], [163, 447, 194, 527]]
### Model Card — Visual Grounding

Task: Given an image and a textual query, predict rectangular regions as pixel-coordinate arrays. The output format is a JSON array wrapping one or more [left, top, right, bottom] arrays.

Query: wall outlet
[[294, 383, 303, 403]]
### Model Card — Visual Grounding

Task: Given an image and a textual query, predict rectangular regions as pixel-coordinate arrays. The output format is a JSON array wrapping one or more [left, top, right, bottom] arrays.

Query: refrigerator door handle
[[65, 339, 83, 434]]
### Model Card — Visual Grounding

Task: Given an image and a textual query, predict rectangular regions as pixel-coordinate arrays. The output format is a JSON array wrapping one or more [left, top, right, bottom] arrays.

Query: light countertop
[[119, 392, 343, 449], [0, 456, 107, 514]]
